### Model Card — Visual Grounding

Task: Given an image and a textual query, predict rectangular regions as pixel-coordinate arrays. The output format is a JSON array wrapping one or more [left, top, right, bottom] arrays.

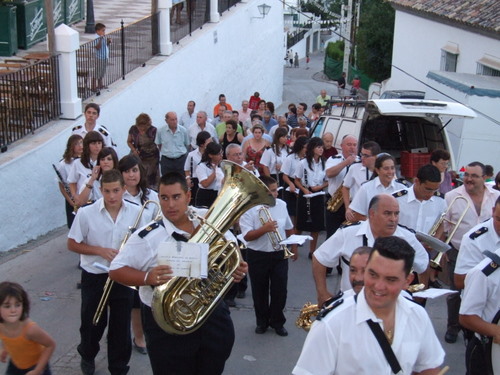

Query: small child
[[0, 282, 55, 375], [93, 23, 111, 91]]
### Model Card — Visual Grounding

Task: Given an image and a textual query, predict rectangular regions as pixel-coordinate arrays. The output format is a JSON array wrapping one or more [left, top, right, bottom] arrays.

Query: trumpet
[[426, 196, 470, 271], [92, 200, 162, 325], [258, 206, 294, 259]]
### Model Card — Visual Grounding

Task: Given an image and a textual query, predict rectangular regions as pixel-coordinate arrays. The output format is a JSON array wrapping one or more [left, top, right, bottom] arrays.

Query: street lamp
[[253, 3, 271, 19], [85, 0, 95, 34]]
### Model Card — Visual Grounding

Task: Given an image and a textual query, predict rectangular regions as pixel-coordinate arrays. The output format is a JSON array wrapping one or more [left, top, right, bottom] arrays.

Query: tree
[[356, 0, 395, 82]]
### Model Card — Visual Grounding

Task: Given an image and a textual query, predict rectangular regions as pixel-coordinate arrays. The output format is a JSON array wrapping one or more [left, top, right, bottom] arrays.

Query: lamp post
[[252, 3, 271, 19], [85, 0, 95, 34]]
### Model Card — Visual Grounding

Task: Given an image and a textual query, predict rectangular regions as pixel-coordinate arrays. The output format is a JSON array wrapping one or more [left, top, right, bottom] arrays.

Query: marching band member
[[324, 134, 358, 239], [240, 175, 297, 336], [343, 141, 380, 222], [72, 103, 116, 149], [67, 170, 144, 375], [294, 137, 328, 258], [313, 194, 428, 307], [459, 247, 500, 375], [184, 131, 212, 206], [443, 161, 499, 344], [261, 128, 289, 197], [349, 153, 409, 221], [295, 237, 445, 375], [195, 142, 224, 208], [109, 172, 247, 375]]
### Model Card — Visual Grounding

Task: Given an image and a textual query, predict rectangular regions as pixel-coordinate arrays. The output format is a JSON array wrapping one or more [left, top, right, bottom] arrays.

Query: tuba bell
[[151, 161, 275, 335]]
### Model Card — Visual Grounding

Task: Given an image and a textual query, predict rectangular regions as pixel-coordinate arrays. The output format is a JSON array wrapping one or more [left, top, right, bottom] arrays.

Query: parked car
[[312, 98, 476, 178]]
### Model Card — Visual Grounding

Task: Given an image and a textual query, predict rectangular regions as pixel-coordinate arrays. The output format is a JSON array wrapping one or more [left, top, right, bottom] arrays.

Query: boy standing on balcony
[[93, 23, 111, 92]]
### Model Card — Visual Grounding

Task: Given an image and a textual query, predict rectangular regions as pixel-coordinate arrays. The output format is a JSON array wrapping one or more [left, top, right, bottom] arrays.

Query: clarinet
[[52, 163, 75, 203], [304, 168, 312, 223]]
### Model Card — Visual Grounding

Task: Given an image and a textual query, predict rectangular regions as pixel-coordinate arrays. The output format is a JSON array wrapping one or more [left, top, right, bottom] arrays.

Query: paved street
[[0, 53, 467, 374]]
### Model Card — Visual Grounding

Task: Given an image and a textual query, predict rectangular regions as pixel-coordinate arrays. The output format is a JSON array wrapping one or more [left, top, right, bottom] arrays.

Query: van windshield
[[311, 117, 325, 138]]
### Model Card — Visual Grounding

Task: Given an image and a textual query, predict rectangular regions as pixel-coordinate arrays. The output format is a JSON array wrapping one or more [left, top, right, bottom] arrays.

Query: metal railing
[[218, 0, 239, 14], [0, 55, 61, 148], [287, 29, 307, 49], [171, 0, 211, 44], [76, 14, 159, 100]]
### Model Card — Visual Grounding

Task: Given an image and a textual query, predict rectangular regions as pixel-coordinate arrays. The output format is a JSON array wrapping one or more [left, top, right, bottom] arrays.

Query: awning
[[477, 54, 500, 71], [441, 42, 459, 55]]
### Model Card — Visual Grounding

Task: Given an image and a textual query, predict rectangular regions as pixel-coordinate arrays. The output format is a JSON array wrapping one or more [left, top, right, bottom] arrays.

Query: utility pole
[[342, 0, 352, 77], [84, 0, 95, 34]]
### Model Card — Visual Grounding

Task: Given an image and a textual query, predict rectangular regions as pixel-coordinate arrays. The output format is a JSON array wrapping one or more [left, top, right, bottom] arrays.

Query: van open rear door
[[369, 99, 476, 118]]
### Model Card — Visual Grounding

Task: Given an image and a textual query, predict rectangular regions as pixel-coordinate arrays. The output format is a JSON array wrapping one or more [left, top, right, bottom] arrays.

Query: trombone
[[258, 206, 294, 259], [423, 196, 470, 271], [92, 200, 162, 325]]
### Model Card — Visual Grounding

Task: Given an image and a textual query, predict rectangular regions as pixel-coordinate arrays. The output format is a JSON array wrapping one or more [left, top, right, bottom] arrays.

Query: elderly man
[[322, 132, 337, 159], [443, 161, 500, 343], [324, 134, 359, 239], [269, 116, 291, 139], [316, 89, 331, 107], [188, 111, 218, 150], [225, 144, 258, 176], [295, 236, 445, 375], [262, 111, 278, 133], [238, 100, 252, 125], [179, 100, 196, 128], [312, 194, 428, 306], [155, 111, 190, 175]]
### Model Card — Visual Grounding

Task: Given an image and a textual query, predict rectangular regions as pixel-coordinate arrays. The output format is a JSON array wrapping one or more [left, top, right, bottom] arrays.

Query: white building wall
[[386, 11, 500, 92], [0, 0, 284, 252]]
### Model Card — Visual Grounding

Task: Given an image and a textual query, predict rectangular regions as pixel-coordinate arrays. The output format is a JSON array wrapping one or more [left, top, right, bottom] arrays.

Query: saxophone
[[152, 161, 275, 335], [326, 185, 344, 212]]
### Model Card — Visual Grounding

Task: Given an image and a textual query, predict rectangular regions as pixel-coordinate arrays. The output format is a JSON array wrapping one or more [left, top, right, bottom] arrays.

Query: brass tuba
[[152, 161, 275, 335]]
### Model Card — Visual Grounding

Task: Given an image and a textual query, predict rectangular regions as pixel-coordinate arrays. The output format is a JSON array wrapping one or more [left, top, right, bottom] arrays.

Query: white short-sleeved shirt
[[342, 162, 372, 200], [445, 185, 500, 250], [72, 123, 116, 149], [269, 125, 291, 139], [295, 159, 326, 188], [187, 123, 218, 150], [293, 291, 445, 375], [459, 248, 500, 327], [196, 163, 224, 191], [455, 218, 500, 275], [67, 158, 102, 201], [179, 111, 196, 128], [184, 149, 202, 178], [240, 200, 293, 252], [110, 207, 236, 306], [68, 198, 143, 274], [325, 155, 355, 196], [260, 147, 287, 175], [350, 177, 408, 216], [281, 153, 302, 180], [314, 220, 428, 291], [123, 189, 159, 223], [393, 187, 448, 233], [57, 158, 76, 184]]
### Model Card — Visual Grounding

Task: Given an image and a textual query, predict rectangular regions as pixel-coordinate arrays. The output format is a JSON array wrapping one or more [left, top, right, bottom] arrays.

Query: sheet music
[[157, 242, 208, 278]]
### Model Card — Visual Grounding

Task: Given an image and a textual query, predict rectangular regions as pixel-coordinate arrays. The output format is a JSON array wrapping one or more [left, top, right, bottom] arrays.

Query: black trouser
[[78, 270, 134, 375], [6, 362, 51, 375], [466, 336, 492, 375], [189, 177, 199, 206], [446, 247, 462, 332], [226, 246, 248, 300], [195, 188, 218, 208], [247, 249, 288, 329], [160, 154, 187, 176], [325, 201, 346, 240], [141, 302, 234, 375]]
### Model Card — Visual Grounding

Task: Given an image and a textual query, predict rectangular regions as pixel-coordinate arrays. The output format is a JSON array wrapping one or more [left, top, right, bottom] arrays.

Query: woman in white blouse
[[261, 127, 289, 198], [294, 137, 328, 258], [195, 142, 224, 208], [185, 131, 212, 206]]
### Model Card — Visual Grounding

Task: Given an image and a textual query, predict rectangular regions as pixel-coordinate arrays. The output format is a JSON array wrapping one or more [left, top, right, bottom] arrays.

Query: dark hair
[[272, 127, 289, 157], [95, 23, 106, 32], [196, 131, 212, 148], [201, 142, 222, 166], [468, 161, 486, 176], [63, 134, 83, 163], [371, 154, 395, 179], [84, 103, 100, 115], [351, 246, 372, 259], [160, 172, 188, 192], [218, 94, 226, 100], [291, 136, 308, 155], [312, 103, 322, 111], [485, 165, 494, 177], [305, 137, 325, 170], [416, 164, 441, 183], [225, 119, 238, 132], [362, 141, 381, 156], [0, 282, 30, 322], [118, 155, 149, 204], [298, 102, 308, 111], [101, 169, 124, 186], [135, 113, 152, 127], [370, 236, 415, 276], [430, 149, 450, 163], [81, 131, 104, 169], [266, 101, 275, 114], [259, 175, 277, 187], [368, 194, 382, 211], [257, 99, 266, 107], [494, 172, 500, 191], [97, 147, 119, 179]]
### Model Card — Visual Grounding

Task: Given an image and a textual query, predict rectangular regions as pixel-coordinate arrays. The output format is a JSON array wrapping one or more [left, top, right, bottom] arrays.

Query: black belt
[[162, 154, 185, 160]]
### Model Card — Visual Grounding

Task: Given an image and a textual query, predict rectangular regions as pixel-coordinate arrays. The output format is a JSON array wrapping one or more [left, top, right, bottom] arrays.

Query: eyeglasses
[[463, 172, 484, 179]]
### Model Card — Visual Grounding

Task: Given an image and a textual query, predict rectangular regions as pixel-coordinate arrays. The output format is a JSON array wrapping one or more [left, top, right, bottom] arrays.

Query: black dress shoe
[[255, 326, 267, 334], [274, 327, 288, 337], [80, 358, 95, 375], [225, 298, 236, 307], [133, 338, 147, 355], [444, 330, 458, 343], [308, 253, 313, 260]]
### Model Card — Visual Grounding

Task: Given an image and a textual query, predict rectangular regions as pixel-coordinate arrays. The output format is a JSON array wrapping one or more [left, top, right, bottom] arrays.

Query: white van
[[310, 99, 476, 178]]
